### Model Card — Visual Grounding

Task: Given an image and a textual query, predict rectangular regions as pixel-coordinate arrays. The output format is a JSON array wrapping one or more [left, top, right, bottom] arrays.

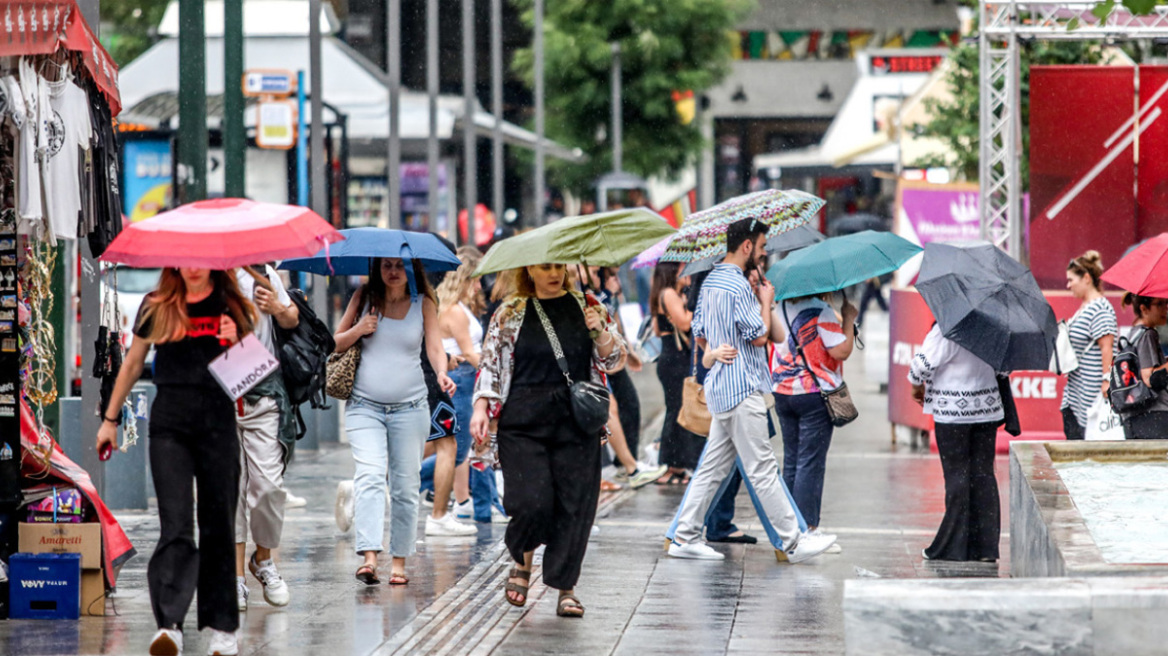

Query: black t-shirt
[[500, 294, 593, 429], [134, 292, 229, 390]]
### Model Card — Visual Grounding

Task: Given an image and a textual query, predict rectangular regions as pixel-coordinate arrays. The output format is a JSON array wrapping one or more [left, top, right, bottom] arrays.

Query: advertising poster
[[893, 181, 980, 287], [122, 139, 173, 222]]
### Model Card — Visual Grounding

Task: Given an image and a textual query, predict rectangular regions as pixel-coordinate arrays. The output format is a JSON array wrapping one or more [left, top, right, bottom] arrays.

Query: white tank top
[[442, 302, 483, 356], [352, 299, 427, 404]]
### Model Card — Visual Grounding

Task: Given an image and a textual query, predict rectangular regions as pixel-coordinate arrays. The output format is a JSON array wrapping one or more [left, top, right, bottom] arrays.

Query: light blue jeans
[[346, 395, 429, 557]]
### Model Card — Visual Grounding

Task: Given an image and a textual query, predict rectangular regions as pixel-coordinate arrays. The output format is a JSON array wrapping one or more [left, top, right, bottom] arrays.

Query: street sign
[[256, 101, 297, 150], [243, 70, 296, 98]]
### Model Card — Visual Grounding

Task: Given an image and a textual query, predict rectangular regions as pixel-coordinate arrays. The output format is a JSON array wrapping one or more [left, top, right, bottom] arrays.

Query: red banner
[[888, 289, 1127, 452], [0, 1, 121, 115]]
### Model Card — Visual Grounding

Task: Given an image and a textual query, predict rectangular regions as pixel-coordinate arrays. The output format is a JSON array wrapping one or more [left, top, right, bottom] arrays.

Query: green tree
[[98, 0, 171, 67], [510, 0, 753, 194]]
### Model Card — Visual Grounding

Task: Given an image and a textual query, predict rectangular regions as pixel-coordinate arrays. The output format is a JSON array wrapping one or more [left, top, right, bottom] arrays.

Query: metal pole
[[491, 0, 504, 223], [388, 0, 402, 230], [427, 0, 440, 235], [177, 0, 207, 203], [463, 0, 477, 245], [533, 0, 545, 225], [611, 41, 622, 173], [296, 71, 308, 207], [307, 0, 334, 445], [224, 0, 246, 197]]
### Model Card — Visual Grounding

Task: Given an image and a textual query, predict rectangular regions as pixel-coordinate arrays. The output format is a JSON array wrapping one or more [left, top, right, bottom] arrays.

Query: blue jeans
[[705, 469, 742, 540], [346, 395, 429, 556], [774, 392, 834, 528]]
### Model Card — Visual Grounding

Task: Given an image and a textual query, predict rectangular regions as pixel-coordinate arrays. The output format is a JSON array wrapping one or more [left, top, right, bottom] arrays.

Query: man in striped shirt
[[668, 218, 836, 563]]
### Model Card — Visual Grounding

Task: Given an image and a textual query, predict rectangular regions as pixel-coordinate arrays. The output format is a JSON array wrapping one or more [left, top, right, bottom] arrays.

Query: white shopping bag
[[1084, 395, 1125, 441], [208, 333, 280, 401]]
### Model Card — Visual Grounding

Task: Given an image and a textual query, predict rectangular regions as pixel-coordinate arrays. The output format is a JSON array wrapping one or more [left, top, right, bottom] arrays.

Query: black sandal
[[504, 567, 531, 607], [355, 564, 380, 585], [556, 591, 585, 618]]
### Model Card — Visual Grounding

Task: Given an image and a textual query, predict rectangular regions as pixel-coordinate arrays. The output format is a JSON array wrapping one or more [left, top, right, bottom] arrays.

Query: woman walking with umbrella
[[1061, 252, 1117, 440]]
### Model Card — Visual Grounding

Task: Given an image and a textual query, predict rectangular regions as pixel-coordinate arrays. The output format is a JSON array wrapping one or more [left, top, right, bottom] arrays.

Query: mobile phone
[[99, 442, 113, 461]]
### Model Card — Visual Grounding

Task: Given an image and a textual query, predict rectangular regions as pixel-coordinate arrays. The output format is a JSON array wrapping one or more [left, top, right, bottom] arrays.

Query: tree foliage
[[98, 0, 171, 67], [910, 37, 1103, 187], [510, 0, 753, 194]]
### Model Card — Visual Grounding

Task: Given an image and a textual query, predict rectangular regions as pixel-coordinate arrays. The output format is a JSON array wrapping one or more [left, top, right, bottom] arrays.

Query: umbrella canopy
[[99, 198, 344, 269], [916, 241, 1057, 372], [278, 227, 461, 275], [829, 212, 888, 237], [1101, 233, 1168, 297], [684, 223, 824, 276], [660, 189, 824, 266], [631, 235, 673, 270], [767, 231, 921, 301], [474, 208, 675, 276]]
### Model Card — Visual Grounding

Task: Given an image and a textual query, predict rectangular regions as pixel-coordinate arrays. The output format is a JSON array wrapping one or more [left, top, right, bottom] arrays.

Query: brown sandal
[[556, 591, 585, 618], [355, 564, 380, 585], [388, 572, 409, 586], [504, 567, 531, 607]]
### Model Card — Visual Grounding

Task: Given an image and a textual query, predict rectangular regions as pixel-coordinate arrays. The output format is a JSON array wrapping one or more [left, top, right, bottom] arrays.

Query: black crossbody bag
[[531, 299, 611, 435]]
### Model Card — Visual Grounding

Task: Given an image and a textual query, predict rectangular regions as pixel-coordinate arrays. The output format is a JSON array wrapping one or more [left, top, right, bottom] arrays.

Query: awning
[[738, 0, 960, 32]]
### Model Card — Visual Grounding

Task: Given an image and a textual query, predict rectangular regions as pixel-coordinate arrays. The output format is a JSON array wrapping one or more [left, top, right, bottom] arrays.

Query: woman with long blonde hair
[[96, 267, 256, 656]]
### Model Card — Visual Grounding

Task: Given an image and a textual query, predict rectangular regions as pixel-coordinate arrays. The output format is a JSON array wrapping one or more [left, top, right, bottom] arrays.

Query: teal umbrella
[[766, 230, 921, 301]]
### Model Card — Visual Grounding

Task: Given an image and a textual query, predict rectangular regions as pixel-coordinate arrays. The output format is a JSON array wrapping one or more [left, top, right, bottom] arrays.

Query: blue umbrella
[[766, 230, 921, 301], [278, 227, 461, 275]]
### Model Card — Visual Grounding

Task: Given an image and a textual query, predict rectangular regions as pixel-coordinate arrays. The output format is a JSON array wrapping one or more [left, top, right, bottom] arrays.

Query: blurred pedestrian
[[856, 275, 888, 325], [97, 268, 255, 656], [1117, 293, 1168, 439], [334, 257, 455, 585], [1061, 252, 1117, 440], [668, 218, 835, 563], [650, 262, 704, 484], [909, 323, 1002, 562], [772, 290, 856, 548], [233, 266, 299, 613], [471, 263, 625, 617]]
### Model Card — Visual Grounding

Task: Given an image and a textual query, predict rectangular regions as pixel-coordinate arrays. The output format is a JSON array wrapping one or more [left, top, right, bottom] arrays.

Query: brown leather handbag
[[678, 347, 711, 437]]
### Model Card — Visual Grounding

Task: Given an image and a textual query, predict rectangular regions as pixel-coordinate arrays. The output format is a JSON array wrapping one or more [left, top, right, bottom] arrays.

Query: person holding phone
[[96, 267, 256, 656]]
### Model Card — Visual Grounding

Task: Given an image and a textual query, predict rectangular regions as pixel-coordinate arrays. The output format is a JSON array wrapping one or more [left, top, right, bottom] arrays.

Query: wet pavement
[[0, 312, 1014, 655]]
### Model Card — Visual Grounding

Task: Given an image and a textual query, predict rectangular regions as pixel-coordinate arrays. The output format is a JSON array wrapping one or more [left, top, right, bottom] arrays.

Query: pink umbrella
[[631, 235, 673, 270], [99, 198, 344, 269]]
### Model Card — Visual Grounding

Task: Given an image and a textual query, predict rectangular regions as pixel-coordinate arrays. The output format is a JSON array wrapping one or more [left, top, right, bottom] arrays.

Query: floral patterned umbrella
[[660, 189, 825, 265]]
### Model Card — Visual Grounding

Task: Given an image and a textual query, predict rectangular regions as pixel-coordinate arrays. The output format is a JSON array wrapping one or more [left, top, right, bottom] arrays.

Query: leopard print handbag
[[325, 343, 361, 400]]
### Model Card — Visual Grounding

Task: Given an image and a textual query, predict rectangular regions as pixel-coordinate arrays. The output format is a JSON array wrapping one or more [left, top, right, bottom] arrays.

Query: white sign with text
[[208, 334, 280, 401]]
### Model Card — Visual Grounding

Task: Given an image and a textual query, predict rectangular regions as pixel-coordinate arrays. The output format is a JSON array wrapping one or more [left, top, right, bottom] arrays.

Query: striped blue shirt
[[692, 263, 770, 414]]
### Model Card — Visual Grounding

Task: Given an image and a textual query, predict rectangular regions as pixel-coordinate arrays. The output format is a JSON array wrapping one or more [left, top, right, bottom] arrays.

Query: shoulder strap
[[781, 302, 827, 393], [530, 298, 574, 387]]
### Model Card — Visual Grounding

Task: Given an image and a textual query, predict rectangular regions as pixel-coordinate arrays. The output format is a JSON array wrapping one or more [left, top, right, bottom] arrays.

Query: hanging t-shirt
[[43, 68, 91, 241], [134, 292, 230, 391], [15, 59, 43, 226]]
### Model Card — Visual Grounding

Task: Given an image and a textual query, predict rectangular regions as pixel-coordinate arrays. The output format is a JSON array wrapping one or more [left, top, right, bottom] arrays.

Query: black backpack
[[1109, 327, 1157, 415], [274, 289, 336, 437]]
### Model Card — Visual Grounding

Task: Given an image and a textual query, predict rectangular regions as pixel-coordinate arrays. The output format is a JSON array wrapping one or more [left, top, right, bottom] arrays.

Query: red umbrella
[[1101, 233, 1168, 297], [99, 198, 344, 269], [458, 204, 497, 247]]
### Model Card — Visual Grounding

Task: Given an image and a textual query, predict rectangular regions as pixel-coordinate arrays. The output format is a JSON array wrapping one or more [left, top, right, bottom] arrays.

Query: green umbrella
[[474, 207, 676, 276], [766, 230, 921, 301]]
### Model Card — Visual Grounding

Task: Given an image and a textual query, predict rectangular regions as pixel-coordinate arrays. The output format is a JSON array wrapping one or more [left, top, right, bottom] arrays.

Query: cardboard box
[[80, 569, 105, 617], [18, 522, 101, 569]]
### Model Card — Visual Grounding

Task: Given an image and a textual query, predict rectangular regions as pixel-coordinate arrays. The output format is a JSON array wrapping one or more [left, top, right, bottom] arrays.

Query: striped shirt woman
[[1060, 252, 1117, 440]]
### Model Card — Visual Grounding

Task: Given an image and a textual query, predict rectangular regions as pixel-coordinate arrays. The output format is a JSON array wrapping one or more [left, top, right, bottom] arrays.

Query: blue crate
[[8, 553, 81, 620]]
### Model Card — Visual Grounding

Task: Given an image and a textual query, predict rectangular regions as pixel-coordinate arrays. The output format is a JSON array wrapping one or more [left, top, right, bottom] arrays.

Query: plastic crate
[[8, 553, 81, 620]]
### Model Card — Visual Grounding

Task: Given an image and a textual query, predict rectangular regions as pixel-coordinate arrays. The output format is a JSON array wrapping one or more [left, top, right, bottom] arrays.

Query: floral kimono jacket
[[473, 291, 626, 420]]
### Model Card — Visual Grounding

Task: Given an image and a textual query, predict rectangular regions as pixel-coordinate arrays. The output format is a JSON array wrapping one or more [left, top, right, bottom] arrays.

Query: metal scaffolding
[[978, 1, 1168, 258]]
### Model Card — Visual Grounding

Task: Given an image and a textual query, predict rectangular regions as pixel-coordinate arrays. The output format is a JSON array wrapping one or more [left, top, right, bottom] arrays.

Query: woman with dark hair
[[1118, 292, 1168, 439], [470, 263, 625, 618], [334, 257, 454, 586], [650, 261, 704, 484], [97, 268, 256, 656], [1060, 251, 1117, 440]]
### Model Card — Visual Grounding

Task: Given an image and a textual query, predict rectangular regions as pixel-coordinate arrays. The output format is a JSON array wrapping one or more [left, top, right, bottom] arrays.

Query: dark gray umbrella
[[830, 212, 887, 237], [916, 241, 1057, 372]]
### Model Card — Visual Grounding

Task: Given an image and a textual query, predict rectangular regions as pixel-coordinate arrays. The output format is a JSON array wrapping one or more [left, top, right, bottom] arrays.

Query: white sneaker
[[628, 464, 669, 489], [786, 531, 837, 564], [236, 577, 248, 612], [809, 528, 842, 554], [425, 513, 477, 537], [668, 541, 725, 561], [453, 499, 473, 520], [334, 480, 354, 533], [206, 629, 238, 656], [149, 628, 183, 656], [249, 554, 290, 607], [284, 491, 307, 509], [489, 506, 510, 524]]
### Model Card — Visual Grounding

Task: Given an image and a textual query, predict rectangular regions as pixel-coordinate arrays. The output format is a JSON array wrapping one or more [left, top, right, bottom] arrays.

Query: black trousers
[[147, 389, 240, 632], [1123, 410, 1168, 439], [655, 340, 704, 470], [609, 368, 641, 459], [1062, 407, 1085, 441], [498, 429, 601, 590], [926, 422, 1001, 562]]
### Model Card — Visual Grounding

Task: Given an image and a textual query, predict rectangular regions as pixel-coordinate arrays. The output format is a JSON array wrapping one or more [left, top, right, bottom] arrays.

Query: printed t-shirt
[[772, 298, 846, 395], [134, 292, 229, 390]]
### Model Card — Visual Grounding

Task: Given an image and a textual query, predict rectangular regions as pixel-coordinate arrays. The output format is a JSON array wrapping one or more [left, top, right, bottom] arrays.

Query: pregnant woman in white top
[[333, 257, 454, 586]]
